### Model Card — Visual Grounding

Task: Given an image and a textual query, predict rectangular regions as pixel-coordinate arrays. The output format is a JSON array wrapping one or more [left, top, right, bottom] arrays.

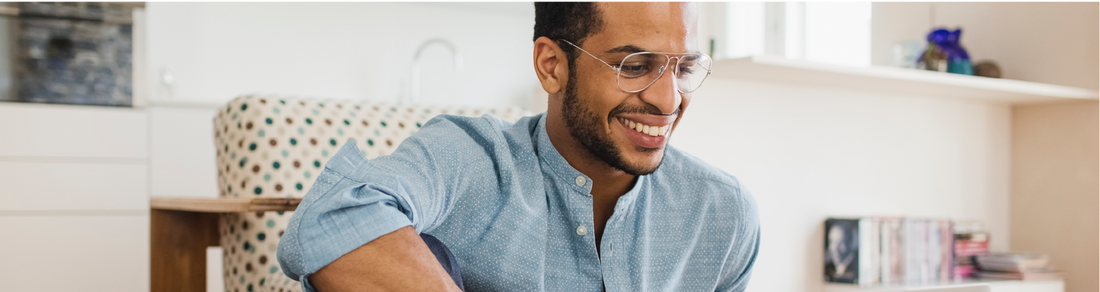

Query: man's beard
[[561, 67, 664, 176]]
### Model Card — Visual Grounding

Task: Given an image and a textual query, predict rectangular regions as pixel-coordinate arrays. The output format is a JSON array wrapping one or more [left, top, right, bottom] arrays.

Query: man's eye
[[619, 64, 649, 77]]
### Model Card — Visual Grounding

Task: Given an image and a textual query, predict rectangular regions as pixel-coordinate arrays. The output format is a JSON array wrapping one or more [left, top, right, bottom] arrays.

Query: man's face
[[562, 3, 698, 175]]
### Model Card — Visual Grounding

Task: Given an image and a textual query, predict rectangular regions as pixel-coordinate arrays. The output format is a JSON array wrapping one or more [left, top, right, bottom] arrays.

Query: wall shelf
[[823, 279, 1064, 292], [712, 56, 1098, 105]]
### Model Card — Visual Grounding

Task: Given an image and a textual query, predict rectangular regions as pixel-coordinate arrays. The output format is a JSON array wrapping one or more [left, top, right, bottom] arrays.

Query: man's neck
[[546, 111, 636, 252]]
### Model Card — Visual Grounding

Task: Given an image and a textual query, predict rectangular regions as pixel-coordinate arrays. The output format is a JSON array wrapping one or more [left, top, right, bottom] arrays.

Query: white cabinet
[[0, 102, 149, 291], [0, 216, 149, 291]]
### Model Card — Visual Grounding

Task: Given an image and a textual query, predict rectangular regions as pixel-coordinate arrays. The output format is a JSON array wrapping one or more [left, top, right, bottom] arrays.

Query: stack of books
[[824, 217, 955, 286], [953, 221, 989, 279], [976, 253, 1061, 281]]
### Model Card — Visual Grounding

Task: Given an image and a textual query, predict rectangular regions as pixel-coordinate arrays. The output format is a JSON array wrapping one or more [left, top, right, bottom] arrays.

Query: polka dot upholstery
[[212, 95, 526, 292]]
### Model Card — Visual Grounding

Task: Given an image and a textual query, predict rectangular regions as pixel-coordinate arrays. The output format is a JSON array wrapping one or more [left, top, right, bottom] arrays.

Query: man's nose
[[638, 59, 682, 115]]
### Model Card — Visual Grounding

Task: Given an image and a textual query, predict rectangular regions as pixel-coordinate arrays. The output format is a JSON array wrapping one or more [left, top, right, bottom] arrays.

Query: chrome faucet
[[409, 38, 463, 103]]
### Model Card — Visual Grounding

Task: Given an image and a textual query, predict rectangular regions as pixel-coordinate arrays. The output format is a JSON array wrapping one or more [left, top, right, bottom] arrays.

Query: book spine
[[921, 219, 930, 284], [894, 218, 904, 284], [904, 218, 914, 284], [941, 220, 952, 281], [930, 219, 941, 283], [859, 218, 872, 286], [871, 218, 880, 285], [880, 218, 892, 285], [948, 221, 955, 280]]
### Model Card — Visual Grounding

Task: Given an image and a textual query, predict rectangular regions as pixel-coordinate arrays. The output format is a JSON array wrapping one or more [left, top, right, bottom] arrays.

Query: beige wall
[[1011, 101, 1099, 292]]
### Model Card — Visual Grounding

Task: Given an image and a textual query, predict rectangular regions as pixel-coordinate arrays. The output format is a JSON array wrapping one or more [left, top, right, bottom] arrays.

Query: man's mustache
[[609, 102, 681, 117]]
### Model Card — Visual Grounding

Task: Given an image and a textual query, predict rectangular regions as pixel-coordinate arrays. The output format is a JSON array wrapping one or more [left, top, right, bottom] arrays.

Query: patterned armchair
[[212, 95, 526, 292]]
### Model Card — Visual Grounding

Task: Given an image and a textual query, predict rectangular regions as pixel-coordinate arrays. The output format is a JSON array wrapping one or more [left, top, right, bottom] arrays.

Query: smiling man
[[278, 2, 759, 292]]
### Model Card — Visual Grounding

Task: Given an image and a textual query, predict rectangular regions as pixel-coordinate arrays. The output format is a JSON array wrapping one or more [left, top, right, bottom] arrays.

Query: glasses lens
[[676, 54, 712, 93], [616, 53, 663, 92], [616, 53, 712, 93]]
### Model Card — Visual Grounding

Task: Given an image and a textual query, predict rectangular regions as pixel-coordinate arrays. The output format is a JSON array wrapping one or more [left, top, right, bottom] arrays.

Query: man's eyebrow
[[605, 45, 646, 54], [605, 45, 704, 55]]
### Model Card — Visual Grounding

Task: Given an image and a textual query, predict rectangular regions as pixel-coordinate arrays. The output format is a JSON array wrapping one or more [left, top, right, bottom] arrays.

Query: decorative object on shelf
[[892, 40, 922, 69], [824, 217, 957, 287], [918, 28, 974, 75], [973, 61, 1002, 78], [9, 2, 142, 107]]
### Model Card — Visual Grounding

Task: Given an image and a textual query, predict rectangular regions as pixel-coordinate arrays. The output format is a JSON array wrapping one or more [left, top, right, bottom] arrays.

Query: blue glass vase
[[919, 28, 974, 75]]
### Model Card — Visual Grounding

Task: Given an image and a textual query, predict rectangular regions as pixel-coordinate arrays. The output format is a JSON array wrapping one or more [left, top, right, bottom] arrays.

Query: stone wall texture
[[14, 2, 141, 107]]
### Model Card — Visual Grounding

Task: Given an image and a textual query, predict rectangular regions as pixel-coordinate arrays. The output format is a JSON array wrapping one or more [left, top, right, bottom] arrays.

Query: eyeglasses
[[558, 39, 712, 94]]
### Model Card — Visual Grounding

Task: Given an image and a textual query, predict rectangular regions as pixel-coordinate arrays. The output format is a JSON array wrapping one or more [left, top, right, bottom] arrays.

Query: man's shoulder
[[657, 146, 741, 189], [654, 146, 757, 212], [414, 113, 541, 149], [422, 113, 537, 135]]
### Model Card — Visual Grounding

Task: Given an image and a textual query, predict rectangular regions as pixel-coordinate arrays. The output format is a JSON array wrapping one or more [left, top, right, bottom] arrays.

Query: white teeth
[[623, 119, 670, 136]]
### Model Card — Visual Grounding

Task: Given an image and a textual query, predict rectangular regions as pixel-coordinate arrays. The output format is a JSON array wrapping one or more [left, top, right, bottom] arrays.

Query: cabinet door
[[0, 103, 146, 159], [0, 215, 149, 291], [0, 162, 147, 211]]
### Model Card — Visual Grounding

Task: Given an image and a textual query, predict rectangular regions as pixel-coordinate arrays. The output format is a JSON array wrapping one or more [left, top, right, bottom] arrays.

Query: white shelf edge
[[823, 279, 1064, 292], [711, 56, 1098, 104], [146, 98, 226, 109], [0, 101, 145, 112]]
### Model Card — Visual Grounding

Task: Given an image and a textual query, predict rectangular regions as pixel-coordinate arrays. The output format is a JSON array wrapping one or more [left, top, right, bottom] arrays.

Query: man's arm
[[278, 116, 506, 291], [309, 226, 461, 292]]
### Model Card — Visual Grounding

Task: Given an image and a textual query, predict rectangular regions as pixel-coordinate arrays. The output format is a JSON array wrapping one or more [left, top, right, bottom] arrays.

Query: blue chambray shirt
[[278, 113, 760, 292]]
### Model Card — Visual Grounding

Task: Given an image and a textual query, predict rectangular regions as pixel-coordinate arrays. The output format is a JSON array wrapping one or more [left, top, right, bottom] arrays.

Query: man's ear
[[533, 37, 567, 95]]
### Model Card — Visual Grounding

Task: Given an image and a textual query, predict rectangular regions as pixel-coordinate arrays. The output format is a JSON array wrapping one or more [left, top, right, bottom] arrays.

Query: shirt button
[[575, 176, 586, 186], [576, 225, 588, 236]]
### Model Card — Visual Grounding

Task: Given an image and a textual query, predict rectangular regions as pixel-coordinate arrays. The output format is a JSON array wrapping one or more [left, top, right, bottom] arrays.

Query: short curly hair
[[533, 2, 604, 62]]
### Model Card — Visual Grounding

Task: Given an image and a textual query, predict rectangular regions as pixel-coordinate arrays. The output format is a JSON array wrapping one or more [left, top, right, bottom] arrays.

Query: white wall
[[674, 78, 1011, 292], [145, 2, 539, 108], [872, 2, 1099, 91], [145, 3, 539, 200]]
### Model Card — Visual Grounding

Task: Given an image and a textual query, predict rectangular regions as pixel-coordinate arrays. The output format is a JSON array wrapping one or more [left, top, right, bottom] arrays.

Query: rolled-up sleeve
[[276, 115, 508, 290]]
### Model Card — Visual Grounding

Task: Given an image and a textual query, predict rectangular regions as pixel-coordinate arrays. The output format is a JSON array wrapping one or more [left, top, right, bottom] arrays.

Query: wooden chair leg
[[151, 209, 221, 292]]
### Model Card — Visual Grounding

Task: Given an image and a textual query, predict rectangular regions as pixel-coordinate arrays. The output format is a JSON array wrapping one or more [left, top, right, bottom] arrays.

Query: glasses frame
[[558, 39, 712, 94]]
